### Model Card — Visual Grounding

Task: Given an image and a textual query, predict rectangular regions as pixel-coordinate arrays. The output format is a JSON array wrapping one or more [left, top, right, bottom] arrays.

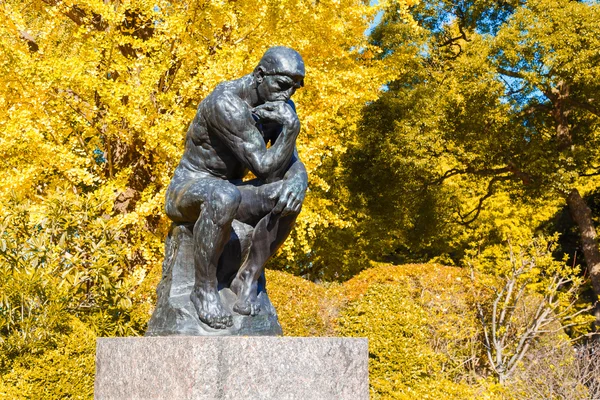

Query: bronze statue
[[147, 47, 307, 335]]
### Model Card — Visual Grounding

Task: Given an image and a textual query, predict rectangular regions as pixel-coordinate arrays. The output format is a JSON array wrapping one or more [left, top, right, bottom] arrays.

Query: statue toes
[[221, 315, 233, 327], [233, 301, 250, 316]]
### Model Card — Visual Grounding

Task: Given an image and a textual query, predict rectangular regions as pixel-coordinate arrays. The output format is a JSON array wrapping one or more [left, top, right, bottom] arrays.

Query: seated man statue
[[162, 46, 307, 330]]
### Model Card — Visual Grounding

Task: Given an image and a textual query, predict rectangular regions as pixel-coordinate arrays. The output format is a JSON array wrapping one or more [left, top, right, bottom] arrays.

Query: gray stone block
[[94, 337, 369, 400]]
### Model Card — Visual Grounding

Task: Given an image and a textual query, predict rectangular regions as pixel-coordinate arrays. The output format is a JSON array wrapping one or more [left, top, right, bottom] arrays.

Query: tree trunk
[[551, 80, 572, 150], [566, 189, 600, 309]]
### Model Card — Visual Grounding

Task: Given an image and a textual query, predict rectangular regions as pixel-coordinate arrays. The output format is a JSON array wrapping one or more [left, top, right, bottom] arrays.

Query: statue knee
[[270, 207, 301, 220], [285, 207, 302, 219], [210, 186, 242, 225]]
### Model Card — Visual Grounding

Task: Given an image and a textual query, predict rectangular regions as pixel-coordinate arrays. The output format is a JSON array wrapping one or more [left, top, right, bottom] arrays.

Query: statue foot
[[231, 276, 261, 316], [190, 287, 233, 329]]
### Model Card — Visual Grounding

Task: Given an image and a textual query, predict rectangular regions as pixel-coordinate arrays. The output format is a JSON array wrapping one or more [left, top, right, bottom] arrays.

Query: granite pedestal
[[94, 336, 368, 400]]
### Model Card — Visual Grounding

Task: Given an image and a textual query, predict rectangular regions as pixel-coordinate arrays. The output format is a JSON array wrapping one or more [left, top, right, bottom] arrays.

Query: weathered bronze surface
[[146, 47, 307, 335]]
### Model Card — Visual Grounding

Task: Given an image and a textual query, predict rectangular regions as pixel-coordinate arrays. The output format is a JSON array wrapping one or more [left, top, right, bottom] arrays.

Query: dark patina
[[147, 47, 307, 335]]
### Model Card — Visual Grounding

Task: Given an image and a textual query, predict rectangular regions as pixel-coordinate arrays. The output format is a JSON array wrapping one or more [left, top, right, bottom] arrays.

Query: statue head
[[254, 46, 305, 103]]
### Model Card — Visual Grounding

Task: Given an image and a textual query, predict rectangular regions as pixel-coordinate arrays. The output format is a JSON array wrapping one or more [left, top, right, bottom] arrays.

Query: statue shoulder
[[204, 88, 252, 131]]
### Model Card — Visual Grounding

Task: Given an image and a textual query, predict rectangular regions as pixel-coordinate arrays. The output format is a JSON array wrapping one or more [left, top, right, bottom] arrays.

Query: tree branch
[[457, 175, 512, 226], [497, 67, 525, 79], [41, 0, 108, 31], [18, 30, 38, 52], [433, 166, 511, 185], [570, 98, 600, 118], [519, 102, 552, 116], [580, 166, 600, 177], [440, 21, 471, 47]]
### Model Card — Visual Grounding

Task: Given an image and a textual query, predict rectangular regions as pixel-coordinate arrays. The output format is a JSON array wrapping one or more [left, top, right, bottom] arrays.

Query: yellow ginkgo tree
[[0, 0, 418, 385]]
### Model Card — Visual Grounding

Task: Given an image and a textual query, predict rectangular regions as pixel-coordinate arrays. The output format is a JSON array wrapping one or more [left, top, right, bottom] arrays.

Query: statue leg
[[165, 177, 241, 329], [216, 219, 254, 286], [230, 181, 300, 316]]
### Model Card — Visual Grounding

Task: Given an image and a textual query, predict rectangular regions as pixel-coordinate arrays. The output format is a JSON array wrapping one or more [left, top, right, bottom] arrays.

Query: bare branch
[[471, 239, 594, 384]]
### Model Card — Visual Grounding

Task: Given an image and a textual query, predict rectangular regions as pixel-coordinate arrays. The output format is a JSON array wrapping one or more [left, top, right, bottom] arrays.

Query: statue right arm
[[208, 94, 300, 182]]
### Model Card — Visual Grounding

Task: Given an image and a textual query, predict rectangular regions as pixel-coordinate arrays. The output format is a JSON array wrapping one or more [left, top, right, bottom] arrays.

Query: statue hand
[[273, 175, 307, 216], [252, 102, 299, 128]]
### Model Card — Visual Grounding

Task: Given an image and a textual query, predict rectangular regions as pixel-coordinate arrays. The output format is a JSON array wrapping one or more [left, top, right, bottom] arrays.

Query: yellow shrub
[[0, 318, 96, 399], [266, 269, 342, 336], [337, 282, 477, 399], [271, 263, 497, 398]]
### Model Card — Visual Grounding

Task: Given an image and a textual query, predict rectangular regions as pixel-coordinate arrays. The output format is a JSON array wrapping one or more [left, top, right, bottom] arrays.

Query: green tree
[[348, 0, 600, 303], [487, 0, 600, 303]]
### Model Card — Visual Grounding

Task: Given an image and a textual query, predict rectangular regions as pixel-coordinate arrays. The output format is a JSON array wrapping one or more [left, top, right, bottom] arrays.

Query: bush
[[337, 264, 483, 399], [343, 263, 482, 380], [505, 334, 591, 400], [266, 269, 342, 336], [0, 262, 585, 399], [270, 263, 501, 398], [0, 318, 96, 399]]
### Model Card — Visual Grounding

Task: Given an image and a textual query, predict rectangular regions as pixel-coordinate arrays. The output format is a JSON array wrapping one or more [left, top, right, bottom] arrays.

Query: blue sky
[[366, 0, 384, 36]]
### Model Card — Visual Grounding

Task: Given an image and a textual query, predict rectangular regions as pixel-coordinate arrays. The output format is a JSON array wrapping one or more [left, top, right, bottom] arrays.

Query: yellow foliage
[[269, 262, 587, 398], [0, 318, 96, 400], [339, 263, 490, 399], [266, 269, 342, 336], [0, 261, 581, 399], [0, 0, 418, 275], [0, 2, 417, 396], [269, 264, 500, 398]]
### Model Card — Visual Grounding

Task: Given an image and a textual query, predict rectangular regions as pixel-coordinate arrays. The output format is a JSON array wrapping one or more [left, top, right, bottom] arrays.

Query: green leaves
[[346, 0, 600, 272]]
